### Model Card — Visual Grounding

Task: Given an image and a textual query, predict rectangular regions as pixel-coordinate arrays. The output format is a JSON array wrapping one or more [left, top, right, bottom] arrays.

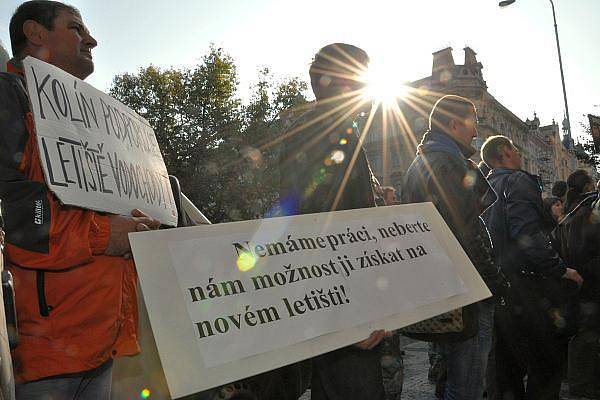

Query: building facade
[[362, 46, 588, 196]]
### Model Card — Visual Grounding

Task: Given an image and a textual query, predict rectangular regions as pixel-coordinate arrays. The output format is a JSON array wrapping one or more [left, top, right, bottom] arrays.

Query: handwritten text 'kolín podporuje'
[[185, 221, 432, 339], [30, 66, 161, 155], [28, 64, 174, 210]]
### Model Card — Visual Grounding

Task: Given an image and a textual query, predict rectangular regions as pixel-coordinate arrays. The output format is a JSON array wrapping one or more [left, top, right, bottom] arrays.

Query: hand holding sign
[[106, 209, 161, 258], [354, 329, 391, 350]]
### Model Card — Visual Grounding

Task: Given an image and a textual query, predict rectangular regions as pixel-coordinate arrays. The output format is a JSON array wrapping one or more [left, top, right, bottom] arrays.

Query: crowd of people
[[0, 1, 598, 400]]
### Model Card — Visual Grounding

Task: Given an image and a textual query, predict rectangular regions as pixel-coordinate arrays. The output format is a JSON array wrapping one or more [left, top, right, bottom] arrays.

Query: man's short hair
[[10, 1, 79, 58], [309, 43, 369, 95], [480, 135, 513, 167], [429, 94, 476, 132]]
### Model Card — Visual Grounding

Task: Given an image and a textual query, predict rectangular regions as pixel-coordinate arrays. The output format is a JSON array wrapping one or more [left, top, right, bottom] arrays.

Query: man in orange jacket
[[1, 1, 161, 398]]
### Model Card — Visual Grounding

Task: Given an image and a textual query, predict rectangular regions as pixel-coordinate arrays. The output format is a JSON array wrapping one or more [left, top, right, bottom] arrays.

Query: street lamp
[[499, 0, 573, 147]]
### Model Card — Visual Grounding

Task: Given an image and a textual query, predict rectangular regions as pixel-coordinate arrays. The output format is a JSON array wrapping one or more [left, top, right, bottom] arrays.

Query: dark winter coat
[[554, 192, 600, 305], [278, 102, 376, 215], [277, 102, 384, 400], [484, 168, 566, 278], [402, 130, 505, 295]]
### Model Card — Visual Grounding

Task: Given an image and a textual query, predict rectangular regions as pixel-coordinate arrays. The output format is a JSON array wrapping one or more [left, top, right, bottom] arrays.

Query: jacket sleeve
[[505, 172, 566, 278], [0, 73, 110, 271], [426, 157, 505, 295]]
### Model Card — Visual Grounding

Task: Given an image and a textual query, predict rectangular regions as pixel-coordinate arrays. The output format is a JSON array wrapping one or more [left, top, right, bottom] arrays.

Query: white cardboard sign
[[129, 202, 491, 398], [22, 57, 177, 226]]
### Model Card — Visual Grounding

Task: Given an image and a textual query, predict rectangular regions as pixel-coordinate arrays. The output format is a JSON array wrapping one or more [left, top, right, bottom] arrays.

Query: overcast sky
[[1, 0, 599, 140]]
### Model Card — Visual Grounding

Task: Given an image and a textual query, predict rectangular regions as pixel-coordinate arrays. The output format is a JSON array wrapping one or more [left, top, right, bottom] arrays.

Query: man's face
[[40, 9, 97, 79], [502, 145, 522, 170], [551, 200, 564, 221], [315, 68, 367, 100], [383, 190, 396, 205], [451, 110, 478, 148]]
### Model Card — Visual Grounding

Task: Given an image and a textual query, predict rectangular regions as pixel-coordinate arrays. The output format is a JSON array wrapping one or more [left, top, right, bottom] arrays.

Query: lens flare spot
[[140, 388, 151, 399], [462, 171, 477, 188], [237, 253, 256, 272], [319, 75, 332, 87], [241, 146, 263, 167], [330, 150, 345, 164], [339, 138, 348, 145], [376, 277, 389, 291], [324, 158, 333, 166], [439, 69, 452, 83], [346, 128, 353, 134]]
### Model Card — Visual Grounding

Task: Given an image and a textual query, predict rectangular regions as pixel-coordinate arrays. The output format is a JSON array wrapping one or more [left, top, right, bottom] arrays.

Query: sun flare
[[362, 62, 411, 106]]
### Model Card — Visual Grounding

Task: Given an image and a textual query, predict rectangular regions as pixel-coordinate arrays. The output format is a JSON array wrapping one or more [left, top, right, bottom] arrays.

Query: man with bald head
[[1, 2, 160, 398]]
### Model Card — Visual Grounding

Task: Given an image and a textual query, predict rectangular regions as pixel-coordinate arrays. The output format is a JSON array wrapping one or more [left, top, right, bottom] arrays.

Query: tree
[[110, 47, 308, 223], [212, 68, 309, 221], [575, 120, 600, 169]]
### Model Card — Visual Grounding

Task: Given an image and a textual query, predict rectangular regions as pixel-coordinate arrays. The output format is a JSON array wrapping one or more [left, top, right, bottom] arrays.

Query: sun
[[362, 61, 411, 106]]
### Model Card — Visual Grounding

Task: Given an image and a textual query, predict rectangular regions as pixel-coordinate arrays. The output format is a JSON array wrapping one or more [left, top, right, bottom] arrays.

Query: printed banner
[[23, 57, 177, 226], [129, 203, 491, 398]]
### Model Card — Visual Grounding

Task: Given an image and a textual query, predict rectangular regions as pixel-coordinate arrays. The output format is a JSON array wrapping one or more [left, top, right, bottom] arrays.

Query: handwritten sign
[[129, 203, 491, 398], [23, 57, 177, 226]]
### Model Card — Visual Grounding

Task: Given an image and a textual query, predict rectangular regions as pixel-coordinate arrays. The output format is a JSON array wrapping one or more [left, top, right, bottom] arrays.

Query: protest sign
[[22, 57, 177, 226], [129, 202, 491, 398]]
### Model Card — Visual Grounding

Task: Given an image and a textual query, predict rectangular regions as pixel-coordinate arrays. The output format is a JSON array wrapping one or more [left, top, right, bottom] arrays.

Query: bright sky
[[1, 0, 599, 140]]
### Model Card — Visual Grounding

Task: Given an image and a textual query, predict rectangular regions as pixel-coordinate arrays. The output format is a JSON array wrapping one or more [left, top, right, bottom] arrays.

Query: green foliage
[[110, 46, 308, 223], [575, 120, 599, 168]]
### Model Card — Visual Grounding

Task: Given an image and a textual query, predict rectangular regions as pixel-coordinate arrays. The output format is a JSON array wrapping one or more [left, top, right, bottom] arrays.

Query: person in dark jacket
[[402, 94, 507, 400], [554, 169, 600, 398], [278, 43, 388, 400], [481, 135, 583, 400]]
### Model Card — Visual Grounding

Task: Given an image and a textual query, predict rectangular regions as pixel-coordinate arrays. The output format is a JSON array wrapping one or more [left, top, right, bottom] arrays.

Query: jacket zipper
[[36, 271, 50, 317]]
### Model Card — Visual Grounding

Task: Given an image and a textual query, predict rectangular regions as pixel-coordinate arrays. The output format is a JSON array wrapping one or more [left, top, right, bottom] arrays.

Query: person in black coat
[[481, 135, 582, 400], [402, 95, 507, 400], [554, 169, 600, 398], [278, 43, 388, 400]]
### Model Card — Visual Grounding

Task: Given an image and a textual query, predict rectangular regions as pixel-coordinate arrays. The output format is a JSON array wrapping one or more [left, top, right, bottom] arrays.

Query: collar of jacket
[[7, 58, 24, 76], [488, 167, 544, 191], [488, 167, 538, 180], [417, 130, 475, 159], [295, 99, 362, 136]]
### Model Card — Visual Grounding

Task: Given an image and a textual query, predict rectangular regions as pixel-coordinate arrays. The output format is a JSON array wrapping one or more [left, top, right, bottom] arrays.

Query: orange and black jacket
[[0, 63, 139, 383]]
